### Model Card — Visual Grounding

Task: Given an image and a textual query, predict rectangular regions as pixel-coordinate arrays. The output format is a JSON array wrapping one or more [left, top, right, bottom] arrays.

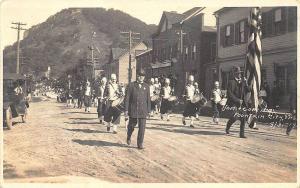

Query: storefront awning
[[151, 61, 172, 69]]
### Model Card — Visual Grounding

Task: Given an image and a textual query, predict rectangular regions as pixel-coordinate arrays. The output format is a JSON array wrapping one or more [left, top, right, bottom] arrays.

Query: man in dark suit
[[125, 69, 151, 149], [225, 66, 250, 138]]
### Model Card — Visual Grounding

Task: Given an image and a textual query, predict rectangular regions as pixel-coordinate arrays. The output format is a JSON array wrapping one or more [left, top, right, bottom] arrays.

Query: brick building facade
[[149, 8, 216, 96]]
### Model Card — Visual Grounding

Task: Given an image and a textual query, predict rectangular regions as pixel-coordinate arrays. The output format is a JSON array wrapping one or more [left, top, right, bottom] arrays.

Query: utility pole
[[176, 25, 186, 95], [87, 32, 99, 80], [120, 30, 140, 83], [11, 22, 27, 74]]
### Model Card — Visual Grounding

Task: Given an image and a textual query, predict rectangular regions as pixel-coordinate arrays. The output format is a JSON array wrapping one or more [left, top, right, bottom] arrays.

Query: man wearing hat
[[125, 69, 151, 149], [225, 66, 250, 138]]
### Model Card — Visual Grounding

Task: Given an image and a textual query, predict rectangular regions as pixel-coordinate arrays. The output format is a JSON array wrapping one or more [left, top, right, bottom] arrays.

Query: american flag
[[244, 7, 262, 111]]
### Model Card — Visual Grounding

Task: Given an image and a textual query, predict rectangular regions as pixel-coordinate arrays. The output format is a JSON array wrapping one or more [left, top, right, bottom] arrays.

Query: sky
[[0, 0, 221, 49], [1, 0, 297, 50]]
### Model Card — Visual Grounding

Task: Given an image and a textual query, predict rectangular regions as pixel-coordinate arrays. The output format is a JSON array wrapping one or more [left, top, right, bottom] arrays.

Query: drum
[[111, 97, 125, 112], [168, 96, 177, 102], [151, 95, 160, 102], [191, 95, 201, 104], [219, 98, 227, 106]]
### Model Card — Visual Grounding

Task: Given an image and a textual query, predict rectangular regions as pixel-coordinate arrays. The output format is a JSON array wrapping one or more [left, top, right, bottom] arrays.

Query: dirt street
[[3, 96, 297, 183]]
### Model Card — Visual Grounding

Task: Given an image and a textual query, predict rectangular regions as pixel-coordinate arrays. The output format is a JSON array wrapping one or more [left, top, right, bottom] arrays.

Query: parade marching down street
[[3, 4, 297, 184]]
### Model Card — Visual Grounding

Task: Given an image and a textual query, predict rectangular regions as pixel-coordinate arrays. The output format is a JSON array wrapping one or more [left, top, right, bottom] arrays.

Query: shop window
[[191, 44, 196, 60]]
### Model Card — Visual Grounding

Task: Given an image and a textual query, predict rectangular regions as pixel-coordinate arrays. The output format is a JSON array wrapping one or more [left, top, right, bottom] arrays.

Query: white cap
[[111, 74, 117, 80], [214, 81, 219, 85], [154, 78, 159, 82], [194, 82, 198, 86], [150, 78, 154, 83], [165, 78, 170, 84], [101, 77, 107, 82], [188, 75, 194, 82]]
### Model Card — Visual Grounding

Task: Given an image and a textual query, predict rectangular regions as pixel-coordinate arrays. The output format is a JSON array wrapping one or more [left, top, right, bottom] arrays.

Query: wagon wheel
[[6, 107, 13, 130]]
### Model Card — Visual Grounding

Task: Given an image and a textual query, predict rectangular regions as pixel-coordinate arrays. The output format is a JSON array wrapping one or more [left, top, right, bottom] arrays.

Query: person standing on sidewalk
[[84, 79, 92, 112], [125, 69, 151, 150]]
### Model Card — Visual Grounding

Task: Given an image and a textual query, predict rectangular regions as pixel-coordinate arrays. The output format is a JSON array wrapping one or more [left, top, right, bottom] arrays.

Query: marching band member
[[211, 81, 222, 124], [125, 69, 151, 149], [84, 79, 92, 112], [97, 77, 107, 124], [149, 78, 156, 116], [182, 75, 197, 128], [104, 74, 123, 134], [160, 78, 172, 121]]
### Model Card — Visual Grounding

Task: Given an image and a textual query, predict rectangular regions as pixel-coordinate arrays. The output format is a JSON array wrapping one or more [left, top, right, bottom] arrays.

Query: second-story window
[[191, 44, 196, 60], [239, 21, 245, 43], [225, 25, 231, 46], [274, 8, 282, 35], [185, 47, 188, 61]]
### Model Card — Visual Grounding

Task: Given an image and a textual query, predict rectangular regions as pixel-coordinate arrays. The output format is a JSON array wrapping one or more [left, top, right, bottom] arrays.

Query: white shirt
[[162, 86, 172, 99], [107, 82, 120, 101], [149, 84, 155, 97], [185, 84, 195, 100], [212, 88, 222, 103], [85, 86, 91, 96]]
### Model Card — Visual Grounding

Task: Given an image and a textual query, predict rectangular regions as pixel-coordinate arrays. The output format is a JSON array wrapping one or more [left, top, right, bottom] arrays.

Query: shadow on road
[[72, 139, 128, 148], [69, 117, 98, 120], [60, 111, 98, 115], [64, 121, 99, 125], [147, 126, 225, 136], [64, 128, 108, 134], [31, 97, 43, 103]]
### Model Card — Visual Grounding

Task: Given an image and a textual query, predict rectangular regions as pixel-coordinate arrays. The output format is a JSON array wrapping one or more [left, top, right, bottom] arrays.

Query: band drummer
[[182, 75, 197, 128], [104, 74, 123, 134], [160, 78, 173, 121], [97, 77, 107, 124]]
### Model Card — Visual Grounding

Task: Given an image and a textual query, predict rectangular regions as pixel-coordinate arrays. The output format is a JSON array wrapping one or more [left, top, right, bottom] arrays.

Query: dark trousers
[[225, 109, 246, 137], [212, 102, 222, 118], [127, 117, 146, 148]]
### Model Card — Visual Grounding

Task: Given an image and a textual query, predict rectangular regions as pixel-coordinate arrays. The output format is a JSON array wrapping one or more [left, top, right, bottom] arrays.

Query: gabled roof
[[111, 48, 127, 60], [213, 7, 234, 15], [164, 11, 186, 25], [202, 26, 217, 32], [182, 7, 202, 16]]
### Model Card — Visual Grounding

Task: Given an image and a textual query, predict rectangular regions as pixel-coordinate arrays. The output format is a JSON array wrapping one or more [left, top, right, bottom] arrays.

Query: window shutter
[[229, 24, 234, 46], [220, 26, 225, 47], [244, 18, 249, 43], [235, 22, 240, 44], [262, 12, 267, 37], [280, 7, 287, 34]]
